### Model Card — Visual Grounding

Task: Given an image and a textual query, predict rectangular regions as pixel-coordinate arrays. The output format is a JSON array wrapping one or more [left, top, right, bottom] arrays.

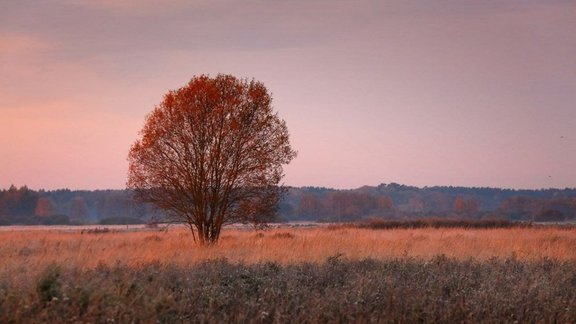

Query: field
[[1, 225, 576, 322]]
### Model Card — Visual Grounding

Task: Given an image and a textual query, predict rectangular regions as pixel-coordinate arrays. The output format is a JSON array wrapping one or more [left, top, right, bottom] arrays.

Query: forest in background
[[1, 183, 576, 226]]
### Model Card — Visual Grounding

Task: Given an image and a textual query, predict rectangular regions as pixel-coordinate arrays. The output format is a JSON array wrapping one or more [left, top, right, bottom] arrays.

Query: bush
[[37, 214, 70, 225], [347, 218, 525, 230], [271, 232, 295, 239], [36, 265, 62, 303], [534, 209, 566, 222], [99, 217, 143, 225]]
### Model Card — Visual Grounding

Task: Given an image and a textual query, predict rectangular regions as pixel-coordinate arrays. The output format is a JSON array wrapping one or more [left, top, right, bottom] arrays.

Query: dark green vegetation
[[1, 258, 575, 323], [345, 218, 529, 230], [2, 183, 576, 225]]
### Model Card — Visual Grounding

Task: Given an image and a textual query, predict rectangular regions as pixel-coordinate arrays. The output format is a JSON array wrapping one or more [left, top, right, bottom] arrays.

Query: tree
[[35, 197, 55, 217], [453, 196, 479, 218], [375, 196, 395, 217], [127, 74, 296, 244], [297, 194, 326, 220], [534, 209, 565, 222], [0, 185, 38, 223], [69, 197, 88, 223], [498, 196, 538, 220]]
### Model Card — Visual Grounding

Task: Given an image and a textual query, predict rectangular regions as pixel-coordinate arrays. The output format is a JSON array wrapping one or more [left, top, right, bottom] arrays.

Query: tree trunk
[[193, 223, 220, 245]]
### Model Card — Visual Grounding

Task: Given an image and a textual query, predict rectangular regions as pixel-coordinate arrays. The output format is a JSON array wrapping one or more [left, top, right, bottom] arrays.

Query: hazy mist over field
[[1, 0, 575, 190]]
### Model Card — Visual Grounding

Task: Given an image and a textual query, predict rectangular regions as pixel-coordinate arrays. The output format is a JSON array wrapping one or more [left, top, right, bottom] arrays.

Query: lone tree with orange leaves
[[128, 74, 296, 245]]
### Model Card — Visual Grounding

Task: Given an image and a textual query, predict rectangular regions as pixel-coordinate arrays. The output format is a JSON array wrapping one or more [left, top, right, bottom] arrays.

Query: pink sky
[[1, 0, 575, 190]]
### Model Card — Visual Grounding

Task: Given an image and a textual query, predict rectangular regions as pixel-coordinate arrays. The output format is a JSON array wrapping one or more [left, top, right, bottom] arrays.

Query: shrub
[[35, 214, 70, 225], [351, 218, 525, 230], [271, 232, 295, 239], [36, 265, 62, 303], [99, 217, 143, 225], [534, 209, 566, 222]]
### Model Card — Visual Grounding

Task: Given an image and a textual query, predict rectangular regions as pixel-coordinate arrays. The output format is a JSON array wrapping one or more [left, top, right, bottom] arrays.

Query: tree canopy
[[127, 74, 296, 244]]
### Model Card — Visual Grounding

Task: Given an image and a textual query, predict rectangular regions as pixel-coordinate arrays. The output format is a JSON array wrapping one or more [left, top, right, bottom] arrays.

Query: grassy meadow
[[1, 224, 576, 322]]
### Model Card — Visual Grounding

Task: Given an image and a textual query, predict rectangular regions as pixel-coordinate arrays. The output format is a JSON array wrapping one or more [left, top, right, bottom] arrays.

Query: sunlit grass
[[1, 226, 576, 322], [1, 226, 575, 281]]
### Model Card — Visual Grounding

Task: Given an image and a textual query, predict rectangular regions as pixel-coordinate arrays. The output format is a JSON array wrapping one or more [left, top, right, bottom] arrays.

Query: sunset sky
[[1, 0, 575, 190]]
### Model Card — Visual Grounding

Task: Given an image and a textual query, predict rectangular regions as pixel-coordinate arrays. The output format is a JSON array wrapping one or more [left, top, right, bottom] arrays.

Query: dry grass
[[2, 226, 576, 322], [3, 258, 576, 323], [1, 226, 575, 280]]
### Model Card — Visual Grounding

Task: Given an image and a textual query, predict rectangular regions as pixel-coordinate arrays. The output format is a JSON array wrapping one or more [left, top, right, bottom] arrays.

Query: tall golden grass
[[1, 226, 575, 279], [2, 226, 575, 322]]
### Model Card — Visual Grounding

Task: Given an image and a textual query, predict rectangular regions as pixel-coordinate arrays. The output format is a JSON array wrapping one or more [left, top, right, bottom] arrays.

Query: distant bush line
[[340, 218, 530, 230], [98, 216, 143, 225], [1, 257, 574, 323]]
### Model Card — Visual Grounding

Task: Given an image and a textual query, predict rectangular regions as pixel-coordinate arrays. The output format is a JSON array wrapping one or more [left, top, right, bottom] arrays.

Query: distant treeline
[[286, 184, 576, 222], [0, 186, 161, 226], [1, 183, 576, 225]]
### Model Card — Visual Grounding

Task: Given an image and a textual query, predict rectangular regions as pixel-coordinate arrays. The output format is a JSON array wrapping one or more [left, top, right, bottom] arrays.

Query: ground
[[1, 225, 575, 322]]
